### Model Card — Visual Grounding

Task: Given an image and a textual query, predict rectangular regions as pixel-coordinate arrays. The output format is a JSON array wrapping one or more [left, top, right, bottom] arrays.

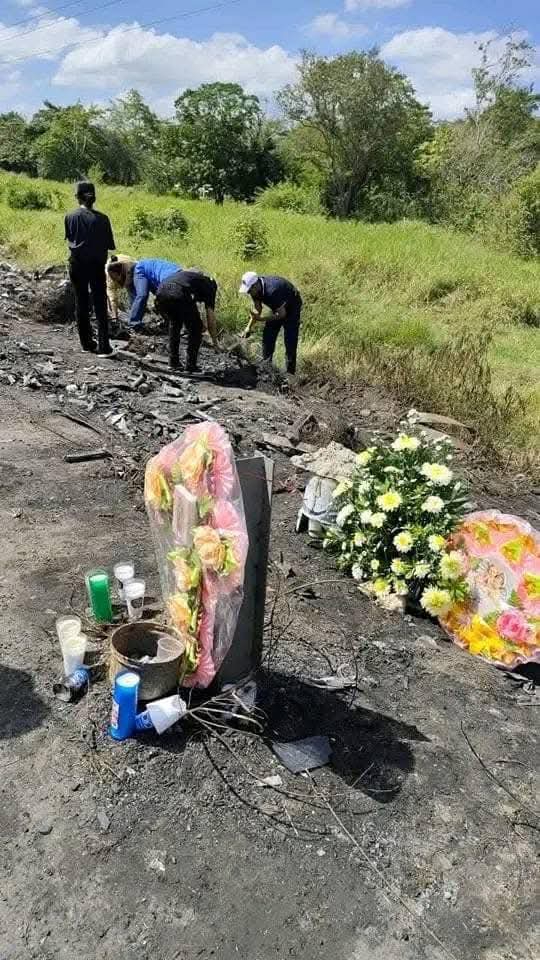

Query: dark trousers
[[262, 302, 302, 374], [156, 291, 202, 369], [69, 258, 110, 352]]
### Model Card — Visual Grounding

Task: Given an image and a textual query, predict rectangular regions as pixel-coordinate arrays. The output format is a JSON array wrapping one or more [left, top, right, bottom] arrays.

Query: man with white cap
[[239, 272, 303, 375]]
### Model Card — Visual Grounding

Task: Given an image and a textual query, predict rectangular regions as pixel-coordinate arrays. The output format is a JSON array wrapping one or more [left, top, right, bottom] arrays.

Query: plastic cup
[[61, 632, 87, 676], [113, 561, 135, 601], [124, 578, 145, 620], [55, 615, 82, 644], [156, 636, 183, 662]]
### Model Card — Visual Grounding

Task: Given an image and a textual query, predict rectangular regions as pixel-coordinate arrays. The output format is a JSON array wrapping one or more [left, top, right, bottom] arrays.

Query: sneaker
[[186, 365, 201, 374], [97, 345, 115, 358], [81, 340, 97, 353], [169, 358, 183, 371]]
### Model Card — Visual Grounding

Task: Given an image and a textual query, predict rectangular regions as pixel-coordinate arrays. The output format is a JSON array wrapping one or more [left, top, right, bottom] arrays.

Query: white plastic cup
[[61, 632, 87, 676], [55, 615, 82, 644], [156, 636, 183, 662], [147, 694, 187, 734], [124, 578, 145, 620], [113, 561, 135, 601]]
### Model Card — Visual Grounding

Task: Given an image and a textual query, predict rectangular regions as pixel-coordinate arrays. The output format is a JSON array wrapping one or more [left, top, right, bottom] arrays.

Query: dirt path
[[0, 311, 538, 960]]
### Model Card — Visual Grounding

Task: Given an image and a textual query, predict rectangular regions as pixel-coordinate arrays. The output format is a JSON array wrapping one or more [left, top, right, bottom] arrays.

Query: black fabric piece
[[260, 275, 302, 313], [69, 259, 111, 353], [65, 207, 115, 264], [157, 269, 217, 310], [262, 301, 302, 374], [155, 289, 203, 369]]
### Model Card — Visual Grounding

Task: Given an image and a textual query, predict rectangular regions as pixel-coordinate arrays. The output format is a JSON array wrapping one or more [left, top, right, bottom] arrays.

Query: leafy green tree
[[30, 102, 137, 184], [173, 82, 283, 202], [278, 51, 432, 219], [0, 112, 35, 174], [104, 89, 161, 182], [416, 36, 539, 230]]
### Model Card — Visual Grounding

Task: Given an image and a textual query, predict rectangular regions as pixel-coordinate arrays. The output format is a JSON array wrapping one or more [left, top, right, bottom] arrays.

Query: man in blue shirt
[[107, 258, 183, 330], [239, 272, 303, 375]]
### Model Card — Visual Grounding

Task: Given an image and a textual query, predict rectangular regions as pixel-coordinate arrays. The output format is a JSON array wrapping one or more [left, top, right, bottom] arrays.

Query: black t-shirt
[[260, 275, 302, 312], [64, 207, 115, 264], [158, 270, 217, 309]]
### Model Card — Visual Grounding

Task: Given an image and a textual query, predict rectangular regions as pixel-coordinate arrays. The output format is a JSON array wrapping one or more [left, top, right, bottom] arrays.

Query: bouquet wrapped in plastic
[[144, 423, 248, 688], [440, 511, 540, 669]]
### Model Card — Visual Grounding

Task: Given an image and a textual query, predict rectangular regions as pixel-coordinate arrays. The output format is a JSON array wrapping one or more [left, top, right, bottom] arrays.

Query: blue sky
[[0, 0, 538, 119]]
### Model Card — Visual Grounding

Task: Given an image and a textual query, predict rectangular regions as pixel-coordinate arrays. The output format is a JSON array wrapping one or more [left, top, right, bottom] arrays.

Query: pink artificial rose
[[496, 609, 531, 646]]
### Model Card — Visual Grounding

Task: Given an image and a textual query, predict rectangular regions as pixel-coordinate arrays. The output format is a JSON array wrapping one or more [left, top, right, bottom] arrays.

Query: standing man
[[239, 272, 303, 375], [65, 181, 115, 356], [154, 269, 220, 372]]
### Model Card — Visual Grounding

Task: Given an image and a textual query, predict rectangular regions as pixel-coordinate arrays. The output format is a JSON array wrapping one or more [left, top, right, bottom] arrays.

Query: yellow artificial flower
[[144, 461, 172, 511], [421, 462, 453, 486], [373, 578, 391, 597], [394, 531, 414, 553], [391, 558, 407, 575], [168, 593, 193, 635], [370, 512, 387, 528], [193, 526, 226, 571], [354, 532, 366, 547], [392, 434, 420, 452], [376, 490, 402, 511], [356, 450, 373, 466], [420, 587, 452, 617], [176, 439, 211, 490]]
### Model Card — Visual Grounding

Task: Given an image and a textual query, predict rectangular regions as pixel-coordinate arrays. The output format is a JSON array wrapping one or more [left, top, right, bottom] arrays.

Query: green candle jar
[[85, 568, 113, 623]]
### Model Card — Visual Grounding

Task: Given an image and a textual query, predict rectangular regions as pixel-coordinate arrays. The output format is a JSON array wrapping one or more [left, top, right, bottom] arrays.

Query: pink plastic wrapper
[[145, 423, 248, 688], [440, 510, 540, 669]]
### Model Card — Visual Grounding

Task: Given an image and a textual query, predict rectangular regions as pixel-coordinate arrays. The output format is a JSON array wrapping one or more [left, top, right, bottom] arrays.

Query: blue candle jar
[[110, 671, 140, 740]]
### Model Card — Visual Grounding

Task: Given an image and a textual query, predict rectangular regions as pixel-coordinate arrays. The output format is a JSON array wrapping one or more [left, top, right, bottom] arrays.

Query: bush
[[515, 165, 540, 256], [256, 181, 322, 215], [231, 213, 269, 259], [4, 181, 60, 210], [127, 206, 189, 239]]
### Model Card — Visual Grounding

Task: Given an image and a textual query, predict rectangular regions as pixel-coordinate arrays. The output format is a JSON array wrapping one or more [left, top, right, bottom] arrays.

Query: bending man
[[239, 272, 303, 375], [65, 181, 115, 356], [155, 269, 220, 372], [107, 258, 183, 330]]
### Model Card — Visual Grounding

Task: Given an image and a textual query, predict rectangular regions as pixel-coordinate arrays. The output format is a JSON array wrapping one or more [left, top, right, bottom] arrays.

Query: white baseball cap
[[239, 271, 259, 294]]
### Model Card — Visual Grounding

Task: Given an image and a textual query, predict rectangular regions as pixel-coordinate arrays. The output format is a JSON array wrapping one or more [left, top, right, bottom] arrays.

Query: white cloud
[[381, 27, 540, 119], [0, 14, 101, 62], [310, 13, 368, 39], [345, 0, 410, 10], [52, 26, 297, 101]]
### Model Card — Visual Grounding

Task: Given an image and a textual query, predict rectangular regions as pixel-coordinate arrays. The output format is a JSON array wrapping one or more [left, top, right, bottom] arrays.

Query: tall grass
[[1, 171, 539, 456]]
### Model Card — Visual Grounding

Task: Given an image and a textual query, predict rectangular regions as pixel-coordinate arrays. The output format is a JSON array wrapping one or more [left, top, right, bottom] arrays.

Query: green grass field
[[1, 171, 539, 456]]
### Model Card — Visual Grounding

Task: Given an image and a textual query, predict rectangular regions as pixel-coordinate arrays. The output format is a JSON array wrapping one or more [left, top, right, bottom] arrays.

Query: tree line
[[0, 37, 538, 254]]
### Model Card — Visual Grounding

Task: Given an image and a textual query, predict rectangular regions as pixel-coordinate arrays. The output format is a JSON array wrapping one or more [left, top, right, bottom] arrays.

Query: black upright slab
[[214, 453, 274, 687]]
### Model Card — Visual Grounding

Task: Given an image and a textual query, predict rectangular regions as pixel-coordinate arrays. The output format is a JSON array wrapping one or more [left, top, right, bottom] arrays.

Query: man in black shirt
[[155, 269, 220, 372], [64, 181, 115, 356], [239, 272, 303, 375]]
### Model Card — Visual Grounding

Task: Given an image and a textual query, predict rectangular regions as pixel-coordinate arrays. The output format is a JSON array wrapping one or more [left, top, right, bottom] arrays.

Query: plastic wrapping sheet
[[145, 423, 248, 688], [440, 511, 540, 669]]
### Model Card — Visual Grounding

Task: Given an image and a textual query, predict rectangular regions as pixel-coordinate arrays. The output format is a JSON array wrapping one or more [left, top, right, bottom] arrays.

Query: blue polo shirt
[[134, 258, 181, 293], [260, 275, 302, 313]]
